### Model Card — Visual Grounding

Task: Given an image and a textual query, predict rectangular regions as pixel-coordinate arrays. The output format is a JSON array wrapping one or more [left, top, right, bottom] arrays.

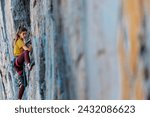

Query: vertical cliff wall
[[0, 0, 150, 100]]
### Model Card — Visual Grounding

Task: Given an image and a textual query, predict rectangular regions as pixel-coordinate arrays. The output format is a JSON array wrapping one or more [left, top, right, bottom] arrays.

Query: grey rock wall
[[0, 0, 150, 100]]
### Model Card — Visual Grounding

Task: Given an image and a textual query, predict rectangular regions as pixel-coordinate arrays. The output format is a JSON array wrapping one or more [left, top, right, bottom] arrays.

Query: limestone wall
[[0, 0, 150, 100]]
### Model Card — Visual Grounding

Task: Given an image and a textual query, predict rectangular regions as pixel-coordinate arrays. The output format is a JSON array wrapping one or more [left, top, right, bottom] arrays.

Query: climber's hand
[[25, 39, 31, 45], [23, 45, 32, 52]]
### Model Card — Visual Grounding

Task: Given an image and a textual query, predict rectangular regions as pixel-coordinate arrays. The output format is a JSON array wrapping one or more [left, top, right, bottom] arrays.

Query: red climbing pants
[[14, 50, 30, 99], [14, 50, 30, 76]]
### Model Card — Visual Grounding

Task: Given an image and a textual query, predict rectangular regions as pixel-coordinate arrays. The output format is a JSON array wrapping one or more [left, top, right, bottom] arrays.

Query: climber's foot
[[27, 62, 35, 71], [27, 63, 31, 70]]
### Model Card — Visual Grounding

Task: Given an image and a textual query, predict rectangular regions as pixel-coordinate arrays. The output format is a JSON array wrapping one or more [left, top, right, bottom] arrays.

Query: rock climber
[[13, 26, 33, 100]]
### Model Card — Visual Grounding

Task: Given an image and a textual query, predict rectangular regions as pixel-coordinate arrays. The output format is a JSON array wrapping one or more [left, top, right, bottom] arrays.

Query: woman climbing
[[13, 27, 33, 100]]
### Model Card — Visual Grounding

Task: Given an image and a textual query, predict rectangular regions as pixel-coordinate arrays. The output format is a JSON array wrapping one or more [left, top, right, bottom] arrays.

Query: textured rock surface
[[0, 0, 150, 99]]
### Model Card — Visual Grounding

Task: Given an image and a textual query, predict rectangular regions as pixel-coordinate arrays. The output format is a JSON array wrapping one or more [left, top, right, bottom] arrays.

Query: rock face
[[0, 0, 150, 100]]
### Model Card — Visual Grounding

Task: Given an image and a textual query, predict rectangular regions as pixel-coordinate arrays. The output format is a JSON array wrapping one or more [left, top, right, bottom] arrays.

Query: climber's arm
[[22, 45, 32, 51], [18, 39, 32, 51]]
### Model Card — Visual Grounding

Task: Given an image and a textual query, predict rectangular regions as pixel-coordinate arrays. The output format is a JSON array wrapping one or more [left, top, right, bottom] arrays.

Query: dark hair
[[13, 27, 27, 48], [16, 27, 27, 40]]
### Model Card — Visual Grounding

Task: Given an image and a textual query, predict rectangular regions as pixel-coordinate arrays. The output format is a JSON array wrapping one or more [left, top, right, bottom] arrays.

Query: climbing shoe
[[27, 62, 35, 71], [27, 63, 31, 70]]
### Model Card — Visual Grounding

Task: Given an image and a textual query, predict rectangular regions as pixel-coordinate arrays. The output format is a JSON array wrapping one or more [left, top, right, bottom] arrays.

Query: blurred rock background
[[0, 0, 150, 100]]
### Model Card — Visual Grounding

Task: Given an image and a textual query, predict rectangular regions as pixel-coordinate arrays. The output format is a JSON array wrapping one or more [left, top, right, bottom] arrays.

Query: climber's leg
[[24, 50, 30, 64], [16, 50, 30, 65], [16, 73, 26, 100], [18, 85, 25, 100], [14, 52, 30, 100], [15, 50, 33, 70], [14, 63, 23, 76]]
